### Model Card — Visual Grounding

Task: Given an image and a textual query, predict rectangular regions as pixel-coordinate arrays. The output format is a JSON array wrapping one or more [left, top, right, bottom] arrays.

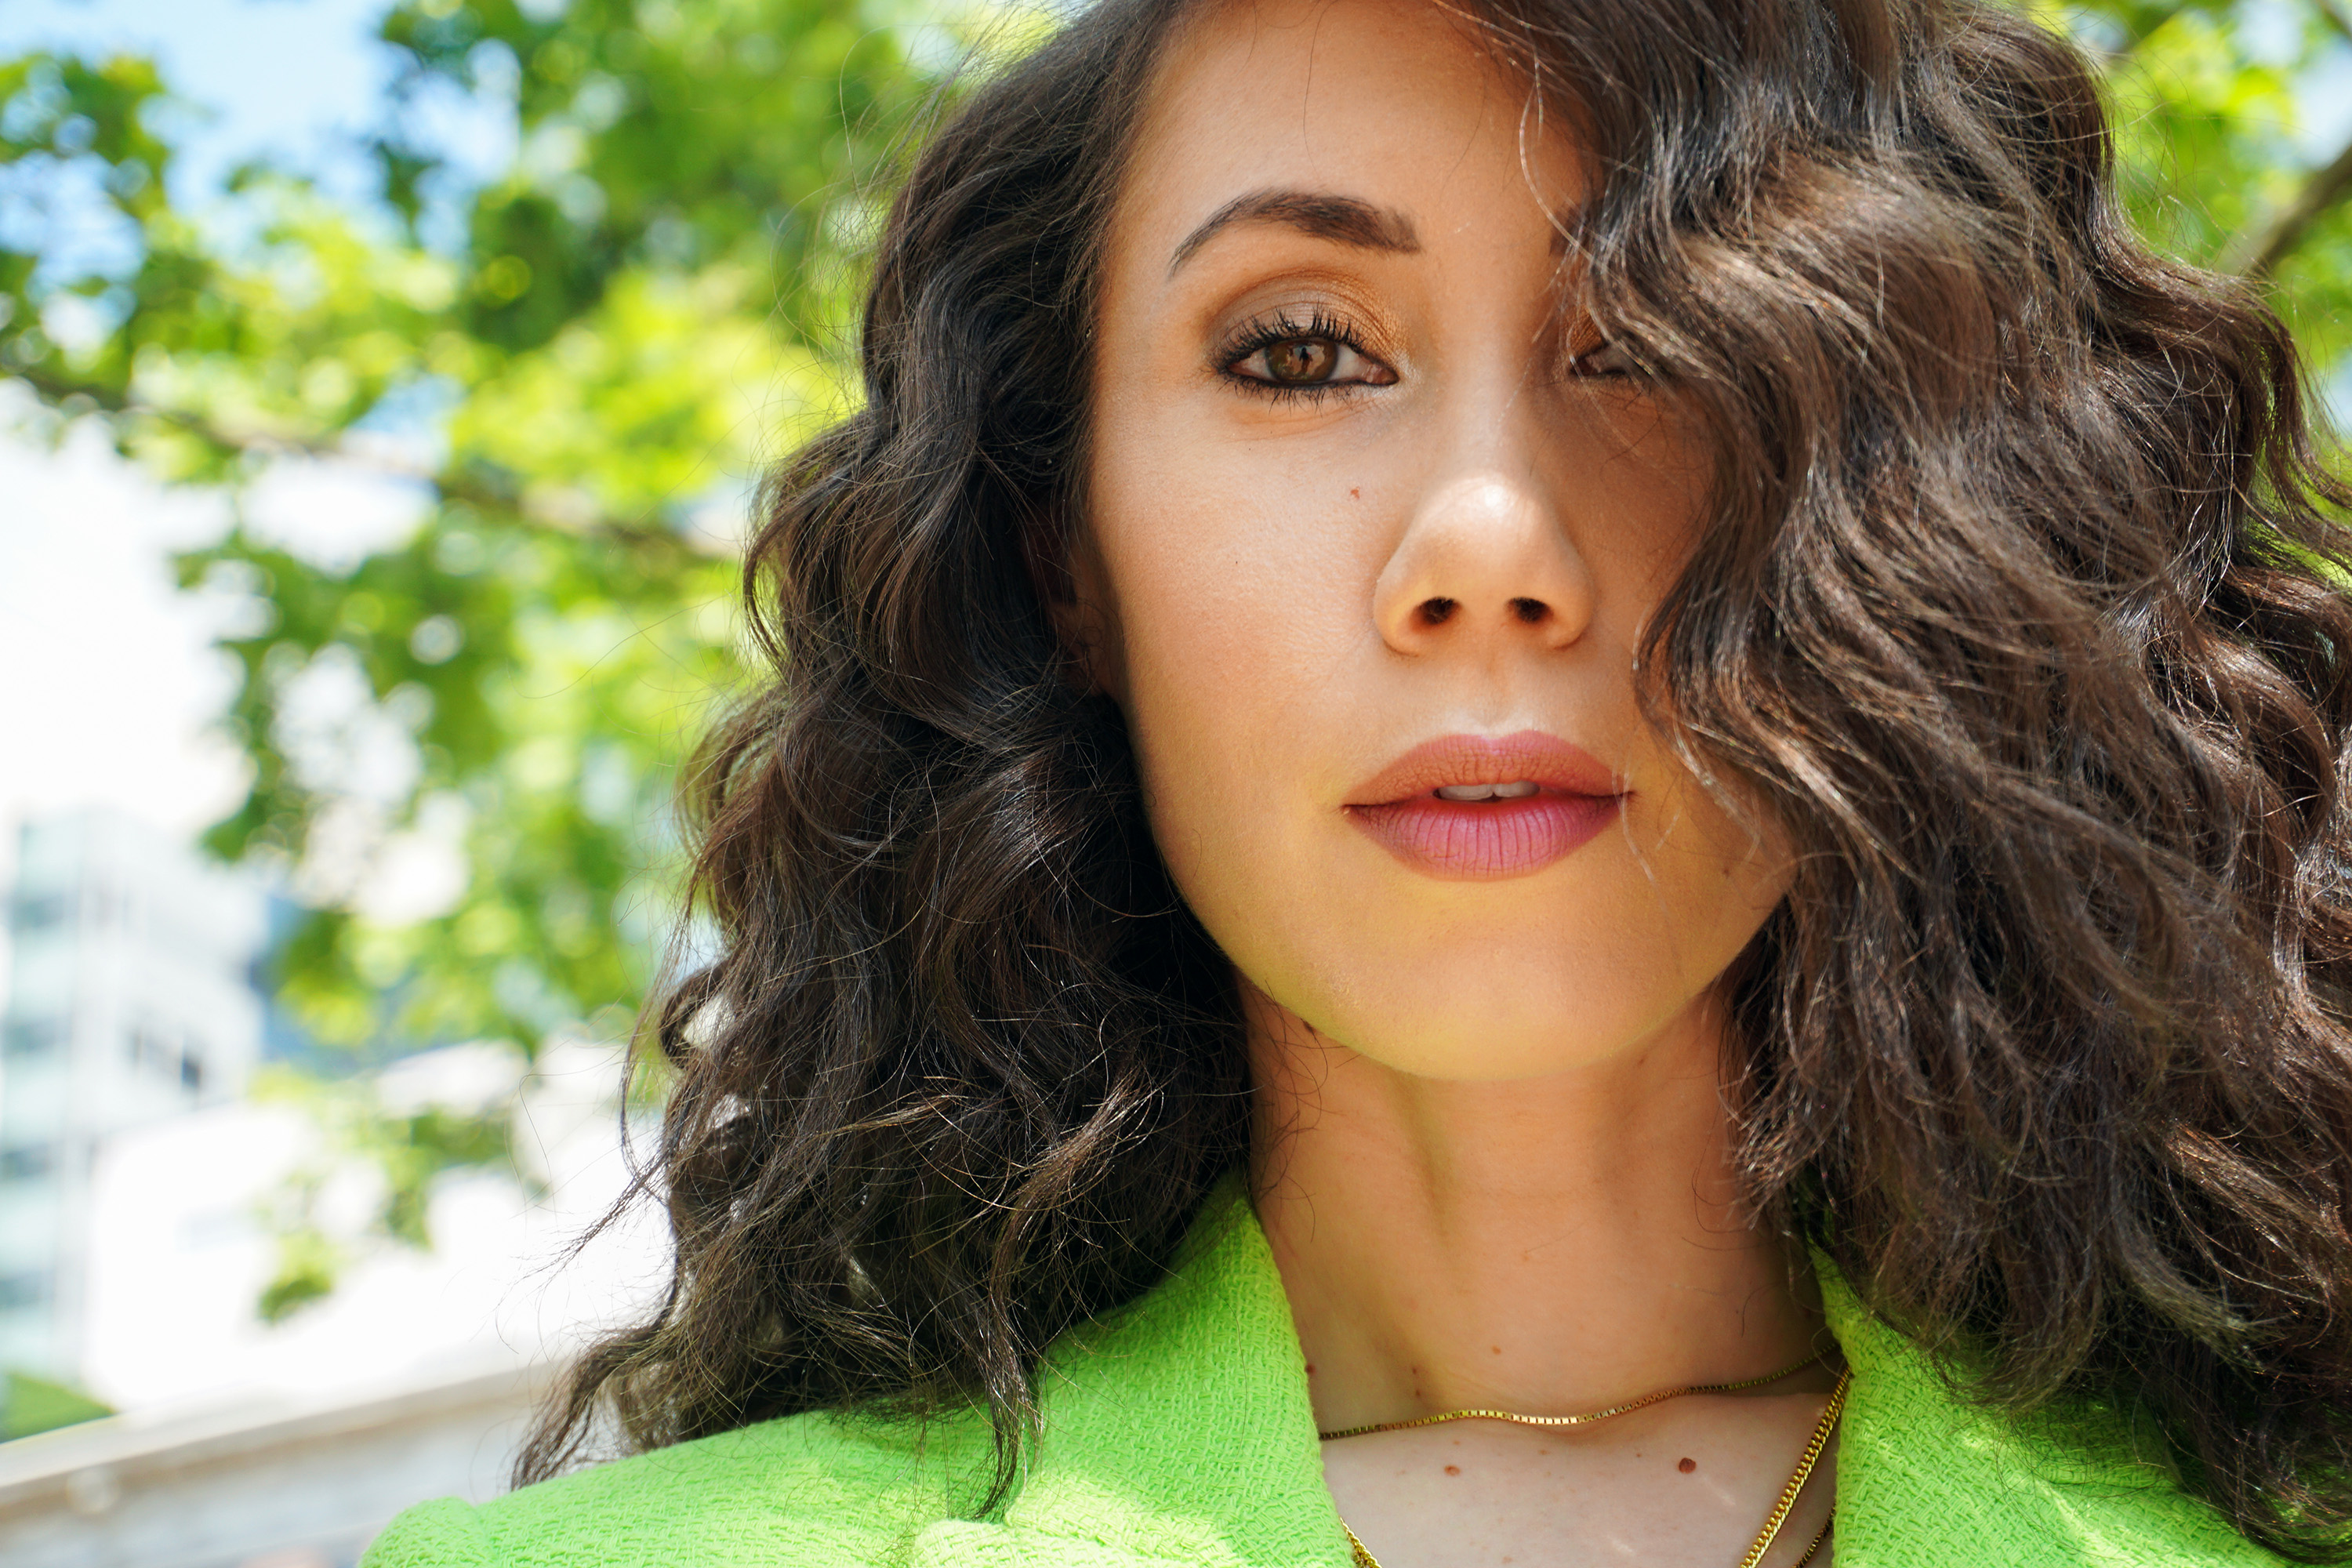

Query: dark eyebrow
[[1167, 189, 1421, 277]]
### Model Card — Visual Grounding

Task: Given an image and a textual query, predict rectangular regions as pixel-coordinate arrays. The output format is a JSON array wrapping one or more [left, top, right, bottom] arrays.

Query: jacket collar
[[993, 1178, 2268, 1566]]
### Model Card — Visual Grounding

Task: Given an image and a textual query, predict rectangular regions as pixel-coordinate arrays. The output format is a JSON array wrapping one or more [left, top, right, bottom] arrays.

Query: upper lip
[[1347, 731, 1624, 807]]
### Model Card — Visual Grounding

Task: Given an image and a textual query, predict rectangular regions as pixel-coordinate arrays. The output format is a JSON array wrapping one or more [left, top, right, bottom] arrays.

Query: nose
[[1373, 467, 1595, 656]]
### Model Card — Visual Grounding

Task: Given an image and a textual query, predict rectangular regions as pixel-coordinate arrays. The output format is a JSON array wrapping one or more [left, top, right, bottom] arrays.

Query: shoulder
[[358, 1181, 1302, 1568], [361, 1406, 998, 1568]]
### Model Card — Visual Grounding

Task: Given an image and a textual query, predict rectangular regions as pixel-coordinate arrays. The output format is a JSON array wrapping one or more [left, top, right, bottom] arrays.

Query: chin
[[1283, 963, 1674, 1084]]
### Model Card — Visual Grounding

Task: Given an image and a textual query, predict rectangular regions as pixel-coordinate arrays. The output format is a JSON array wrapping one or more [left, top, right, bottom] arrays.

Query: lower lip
[[1346, 791, 1624, 880]]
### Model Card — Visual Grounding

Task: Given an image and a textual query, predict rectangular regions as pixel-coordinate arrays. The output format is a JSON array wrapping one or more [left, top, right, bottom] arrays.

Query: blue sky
[[0, 0, 514, 210]]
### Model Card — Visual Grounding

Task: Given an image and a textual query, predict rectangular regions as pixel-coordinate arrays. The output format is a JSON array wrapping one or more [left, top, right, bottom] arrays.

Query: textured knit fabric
[[362, 1179, 2285, 1566]]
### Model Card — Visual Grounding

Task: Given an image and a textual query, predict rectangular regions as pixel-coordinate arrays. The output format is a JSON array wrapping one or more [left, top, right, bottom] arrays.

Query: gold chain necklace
[[1315, 1350, 1827, 1442], [1326, 1363, 1852, 1568]]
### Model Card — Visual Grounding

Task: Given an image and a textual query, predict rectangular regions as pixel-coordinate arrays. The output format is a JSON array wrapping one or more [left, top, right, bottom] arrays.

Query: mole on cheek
[[1444, 1465, 1462, 1476], [1678, 1457, 1697, 1474]]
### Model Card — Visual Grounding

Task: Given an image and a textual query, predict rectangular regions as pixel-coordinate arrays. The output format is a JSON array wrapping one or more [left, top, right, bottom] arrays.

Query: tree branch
[[2218, 132, 2352, 277], [5, 363, 691, 555], [2217, 0, 2352, 277]]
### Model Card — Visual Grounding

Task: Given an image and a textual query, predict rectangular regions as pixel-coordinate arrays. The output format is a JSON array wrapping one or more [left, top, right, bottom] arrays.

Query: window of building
[[6, 892, 68, 933], [2, 1016, 66, 1057], [131, 1026, 205, 1093], [0, 1271, 51, 1310]]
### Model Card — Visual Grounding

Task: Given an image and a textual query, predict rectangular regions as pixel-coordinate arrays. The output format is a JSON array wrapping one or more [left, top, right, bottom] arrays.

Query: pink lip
[[1345, 731, 1626, 881]]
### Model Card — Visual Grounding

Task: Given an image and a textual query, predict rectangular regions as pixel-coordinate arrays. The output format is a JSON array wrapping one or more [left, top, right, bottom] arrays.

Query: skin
[[1070, 0, 1838, 1562]]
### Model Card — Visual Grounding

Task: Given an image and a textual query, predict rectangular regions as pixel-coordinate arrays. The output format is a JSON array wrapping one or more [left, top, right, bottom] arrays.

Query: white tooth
[[1436, 783, 1497, 801], [1492, 781, 1539, 799]]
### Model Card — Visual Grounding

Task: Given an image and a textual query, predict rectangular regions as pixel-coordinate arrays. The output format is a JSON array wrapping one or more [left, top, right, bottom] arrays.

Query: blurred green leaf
[[2, 0, 971, 1076], [2, 1370, 113, 1439], [0, 0, 984, 1315]]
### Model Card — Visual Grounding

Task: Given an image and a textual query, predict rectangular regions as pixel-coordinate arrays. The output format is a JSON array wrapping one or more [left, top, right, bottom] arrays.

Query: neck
[[1247, 987, 1821, 1435]]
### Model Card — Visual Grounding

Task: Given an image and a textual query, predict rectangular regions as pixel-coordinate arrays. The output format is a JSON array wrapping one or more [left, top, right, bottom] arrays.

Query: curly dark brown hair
[[520, 0, 2352, 1554]]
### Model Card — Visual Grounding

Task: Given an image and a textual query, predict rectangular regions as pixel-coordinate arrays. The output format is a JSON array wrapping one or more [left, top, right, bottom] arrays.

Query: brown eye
[[1226, 325, 1393, 393], [1264, 337, 1339, 383]]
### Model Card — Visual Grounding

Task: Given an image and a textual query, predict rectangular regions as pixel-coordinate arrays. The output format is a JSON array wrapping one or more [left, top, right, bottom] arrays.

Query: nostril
[[1510, 597, 1548, 625], [1418, 597, 1458, 627]]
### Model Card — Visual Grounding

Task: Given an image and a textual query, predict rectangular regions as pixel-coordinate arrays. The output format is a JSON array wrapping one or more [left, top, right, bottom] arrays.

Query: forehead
[[1112, 0, 1583, 265]]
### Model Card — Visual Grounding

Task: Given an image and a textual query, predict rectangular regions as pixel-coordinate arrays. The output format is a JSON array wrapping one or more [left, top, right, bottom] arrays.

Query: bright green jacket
[[363, 1181, 2282, 1566]]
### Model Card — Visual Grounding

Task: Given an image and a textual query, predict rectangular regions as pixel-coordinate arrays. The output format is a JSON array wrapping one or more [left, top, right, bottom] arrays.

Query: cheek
[[1087, 404, 1385, 816], [1623, 762, 1795, 993], [1085, 429, 1377, 1031]]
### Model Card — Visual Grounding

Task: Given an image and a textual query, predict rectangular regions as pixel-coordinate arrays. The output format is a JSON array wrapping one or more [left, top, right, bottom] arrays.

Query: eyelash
[[1216, 307, 1388, 402], [1214, 311, 1642, 398]]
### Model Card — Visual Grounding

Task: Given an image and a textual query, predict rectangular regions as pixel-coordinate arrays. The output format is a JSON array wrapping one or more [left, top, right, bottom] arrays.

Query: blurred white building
[[0, 1037, 661, 1567], [0, 808, 666, 1565], [0, 808, 270, 1381], [78, 1039, 659, 1412]]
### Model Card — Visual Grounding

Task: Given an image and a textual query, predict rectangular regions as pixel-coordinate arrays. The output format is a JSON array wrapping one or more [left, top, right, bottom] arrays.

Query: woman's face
[[1080, 0, 1790, 1081]]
